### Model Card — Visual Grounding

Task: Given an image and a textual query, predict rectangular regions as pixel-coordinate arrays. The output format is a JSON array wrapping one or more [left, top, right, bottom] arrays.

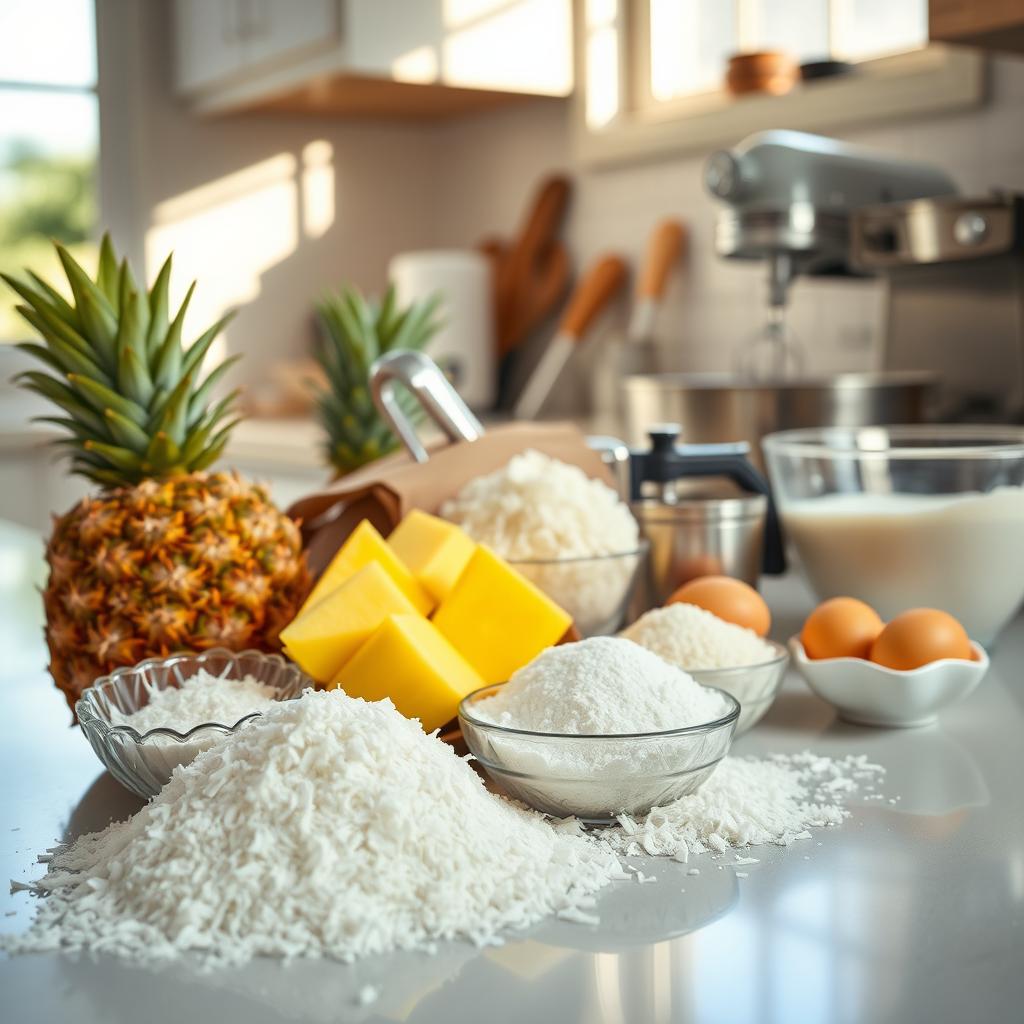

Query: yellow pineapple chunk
[[387, 510, 476, 603], [330, 613, 484, 732], [300, 519, 432, 616], [281, 562, 421, 683], [432, 545, 572, 685]]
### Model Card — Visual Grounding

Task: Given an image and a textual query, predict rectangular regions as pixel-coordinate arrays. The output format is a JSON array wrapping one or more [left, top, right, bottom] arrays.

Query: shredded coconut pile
[[3, 690, 619, 965], [597, 752, 886, 860], [441, 450, 638, 559], [622, 603, 776, 670], [109, 669, 279, 734], [474, 637, 729, 734]]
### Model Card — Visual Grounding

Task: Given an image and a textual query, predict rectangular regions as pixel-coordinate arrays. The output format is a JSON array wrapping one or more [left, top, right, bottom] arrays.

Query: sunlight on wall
[[145, 154, 299, 364], [443, 0, 512, 29], [392, 44, 439, 83], [443, 0, 572, 95], [301, 140, 335, 239]]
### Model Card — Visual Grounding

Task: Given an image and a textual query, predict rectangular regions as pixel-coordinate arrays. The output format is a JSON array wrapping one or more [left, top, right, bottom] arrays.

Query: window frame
[[573, 0, 985, 167]]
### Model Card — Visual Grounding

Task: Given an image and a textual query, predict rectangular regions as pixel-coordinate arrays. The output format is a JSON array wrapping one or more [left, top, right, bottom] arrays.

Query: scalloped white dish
[[789, 636, 989, 728]]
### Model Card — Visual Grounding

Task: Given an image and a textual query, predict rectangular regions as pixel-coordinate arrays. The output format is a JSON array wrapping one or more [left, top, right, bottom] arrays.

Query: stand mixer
[[621, 130, 962, 464], [704, 129, 958, 380]]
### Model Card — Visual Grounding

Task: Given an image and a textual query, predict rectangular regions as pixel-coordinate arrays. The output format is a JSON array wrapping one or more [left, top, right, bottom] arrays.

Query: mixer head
[[706, 130, 958, 310]]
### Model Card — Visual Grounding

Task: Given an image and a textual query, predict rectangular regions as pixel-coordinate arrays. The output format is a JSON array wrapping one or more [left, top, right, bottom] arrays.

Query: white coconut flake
[[2, 690, 620, 966], [621, 602, 775, 670], [600, 753, 885, 861], [109, 668, 279, 734]]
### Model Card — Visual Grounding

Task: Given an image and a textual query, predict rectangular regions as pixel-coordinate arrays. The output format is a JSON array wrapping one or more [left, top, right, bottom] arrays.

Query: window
[[640, 0, 927, 114], [576, 0, 981, 164], [0, 0, 98, 342]]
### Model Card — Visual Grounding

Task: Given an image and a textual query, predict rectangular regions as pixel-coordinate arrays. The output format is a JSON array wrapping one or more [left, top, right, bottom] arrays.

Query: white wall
[[97, 0, 439, 390], [98, 0, 1024, 410], [427, 56, 1024, 396]]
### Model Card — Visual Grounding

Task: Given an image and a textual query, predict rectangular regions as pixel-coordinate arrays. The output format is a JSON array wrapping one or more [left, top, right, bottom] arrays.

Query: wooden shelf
[[930, 0, 1024, 55], [235, 72, 562, 120]]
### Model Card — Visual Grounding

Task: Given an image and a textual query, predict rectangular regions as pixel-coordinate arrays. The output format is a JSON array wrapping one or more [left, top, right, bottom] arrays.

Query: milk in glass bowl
[[762, 426, 1024, 646]]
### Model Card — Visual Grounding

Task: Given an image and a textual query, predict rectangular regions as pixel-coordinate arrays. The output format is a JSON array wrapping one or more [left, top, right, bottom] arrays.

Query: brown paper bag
[[287, 421, 612, 576]]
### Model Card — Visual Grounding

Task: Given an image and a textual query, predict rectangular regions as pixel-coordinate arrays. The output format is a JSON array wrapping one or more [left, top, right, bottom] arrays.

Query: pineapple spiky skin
[[44, 471, 311, 711], [3, 235, 311, 710]]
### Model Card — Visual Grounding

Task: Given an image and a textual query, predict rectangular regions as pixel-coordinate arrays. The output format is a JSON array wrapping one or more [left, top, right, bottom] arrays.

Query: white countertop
[[1, 535, 1022, 1023]]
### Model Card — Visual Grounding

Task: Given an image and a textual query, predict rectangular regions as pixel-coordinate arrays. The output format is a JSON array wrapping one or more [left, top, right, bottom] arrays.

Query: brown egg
[[668, 575, 771, 637], [869, 608, 972, 670], [800, 597, 883, 660]]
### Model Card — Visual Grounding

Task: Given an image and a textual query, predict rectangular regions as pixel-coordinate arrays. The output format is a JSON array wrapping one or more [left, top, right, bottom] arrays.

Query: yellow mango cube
[[387, 510, 476, 603], [300, 519, 432, 616], [330, 613, 484, 733], [432, 545, 572, 684], [281, 562, 422, 683]]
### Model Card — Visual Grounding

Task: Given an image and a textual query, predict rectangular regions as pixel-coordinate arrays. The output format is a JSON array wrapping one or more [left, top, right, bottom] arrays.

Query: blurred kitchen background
[[2, 0, 1022, 524]]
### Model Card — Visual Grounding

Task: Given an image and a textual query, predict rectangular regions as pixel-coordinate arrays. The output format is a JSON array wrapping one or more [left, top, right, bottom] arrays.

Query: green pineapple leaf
[[312, 282, 442, 477]]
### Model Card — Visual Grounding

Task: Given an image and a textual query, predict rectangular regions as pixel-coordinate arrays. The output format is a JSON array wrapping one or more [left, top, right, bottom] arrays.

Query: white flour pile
[[441, 450, 638, 559], [4, 689, 619, 965], [469, 638, 733, 817], [622, 603, 776, 670], [110, 669, 279, 734], [442, 452, 641, 632], [595, 752, 886, 860], [474, 637, 729, 734]]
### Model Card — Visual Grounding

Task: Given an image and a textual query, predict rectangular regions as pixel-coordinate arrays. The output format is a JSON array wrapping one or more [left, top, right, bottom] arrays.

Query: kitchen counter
[[1, 533, 1022, 1024]]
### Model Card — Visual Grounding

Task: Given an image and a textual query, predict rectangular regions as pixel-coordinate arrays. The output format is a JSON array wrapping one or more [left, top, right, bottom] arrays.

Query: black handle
[[629, 426, 787, 575]]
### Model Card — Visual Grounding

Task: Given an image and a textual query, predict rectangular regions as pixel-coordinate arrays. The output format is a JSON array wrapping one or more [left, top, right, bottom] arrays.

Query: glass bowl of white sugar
[[77, 648, 312, 798], [687, 641, 789, 734], [459, 683, 740, 824]]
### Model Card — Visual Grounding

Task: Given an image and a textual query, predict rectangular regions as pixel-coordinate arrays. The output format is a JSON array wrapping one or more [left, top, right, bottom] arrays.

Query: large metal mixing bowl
[[622, 371, 937, 469]]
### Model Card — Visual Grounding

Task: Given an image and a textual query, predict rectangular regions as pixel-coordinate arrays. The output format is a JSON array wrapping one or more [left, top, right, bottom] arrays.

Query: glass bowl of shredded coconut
[[441, 450, 647, 635], [77, 648, 312, 798], [458, 637, 740, 822], [621, 603, 789, 734]]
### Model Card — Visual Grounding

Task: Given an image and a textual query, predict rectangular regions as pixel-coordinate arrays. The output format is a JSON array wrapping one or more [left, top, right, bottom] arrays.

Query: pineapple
[[313, 283, 441, 475], [3, 235, 310, 710]]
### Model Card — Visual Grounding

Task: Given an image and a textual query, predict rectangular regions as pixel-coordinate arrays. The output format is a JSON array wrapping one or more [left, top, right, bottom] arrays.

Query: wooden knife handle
[[638, 219, 685, 300], [559, 254, 628, 341]]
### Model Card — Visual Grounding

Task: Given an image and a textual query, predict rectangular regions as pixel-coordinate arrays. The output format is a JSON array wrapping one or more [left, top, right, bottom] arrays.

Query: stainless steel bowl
[[622, 371, 937, 470]]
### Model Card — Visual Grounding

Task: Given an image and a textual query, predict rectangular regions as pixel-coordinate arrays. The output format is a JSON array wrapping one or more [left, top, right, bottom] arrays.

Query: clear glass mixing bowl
[[509, 541, 650, 636], [762, 426, 1024, 644], [76, 648, 312, 799], [458, 683, 739, 823]]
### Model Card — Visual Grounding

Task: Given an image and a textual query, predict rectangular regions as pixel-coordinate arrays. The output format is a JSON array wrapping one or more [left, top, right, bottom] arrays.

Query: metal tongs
[[370, 350, 485, 462], [369, 350, 632, 497]]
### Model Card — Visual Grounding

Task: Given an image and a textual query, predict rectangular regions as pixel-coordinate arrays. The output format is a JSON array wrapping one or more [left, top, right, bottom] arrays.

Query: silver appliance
[[852, 193, 1024, 420], [706, 129, 958, 311]]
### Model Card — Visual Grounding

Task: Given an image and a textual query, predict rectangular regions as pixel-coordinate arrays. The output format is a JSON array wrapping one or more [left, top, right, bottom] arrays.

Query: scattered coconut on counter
[[3, 689, 620, 966]]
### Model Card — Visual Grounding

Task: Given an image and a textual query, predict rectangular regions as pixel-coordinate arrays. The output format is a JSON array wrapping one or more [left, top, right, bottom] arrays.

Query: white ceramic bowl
[[789, 636, 989, 728]]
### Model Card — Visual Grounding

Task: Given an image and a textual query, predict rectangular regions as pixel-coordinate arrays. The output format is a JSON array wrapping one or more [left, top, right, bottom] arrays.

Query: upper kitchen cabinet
[[929, 0, 1024, 55], [173, 0, 573, 117], [173, 0, 340, 95]]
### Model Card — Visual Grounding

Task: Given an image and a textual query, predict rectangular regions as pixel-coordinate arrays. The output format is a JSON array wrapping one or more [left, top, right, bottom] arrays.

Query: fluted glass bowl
[[458, 683, 739, 823], [687, 641, 790, 735], [76, 648, 312, 799], [509, 542, 650, 636]]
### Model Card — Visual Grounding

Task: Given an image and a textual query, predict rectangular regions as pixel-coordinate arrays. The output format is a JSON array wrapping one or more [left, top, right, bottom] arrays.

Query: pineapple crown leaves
[[312, 282, 443, 476], [2, 234, 240, 488]]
